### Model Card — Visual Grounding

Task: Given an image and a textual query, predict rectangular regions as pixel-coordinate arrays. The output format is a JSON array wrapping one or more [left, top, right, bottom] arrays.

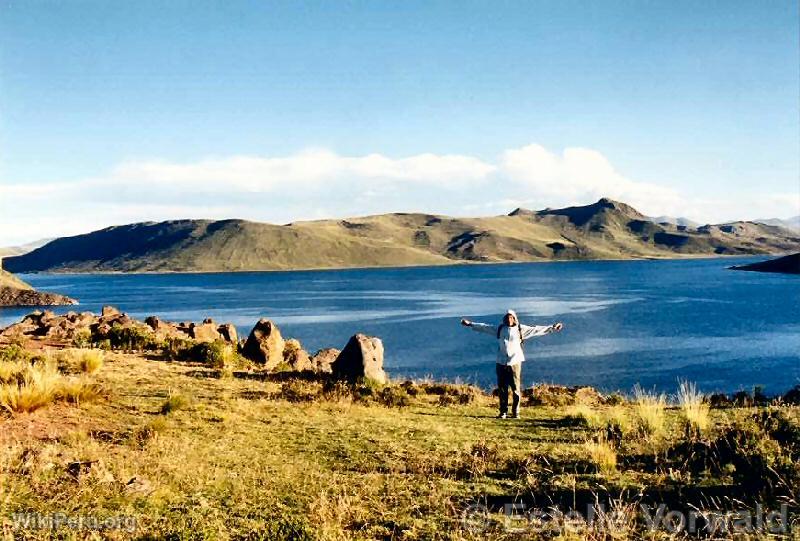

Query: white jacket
[[469, 322, 555, 366]]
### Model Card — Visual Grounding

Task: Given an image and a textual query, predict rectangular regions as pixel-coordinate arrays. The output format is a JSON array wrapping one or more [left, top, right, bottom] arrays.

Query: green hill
[[5, 198, 800, 273]]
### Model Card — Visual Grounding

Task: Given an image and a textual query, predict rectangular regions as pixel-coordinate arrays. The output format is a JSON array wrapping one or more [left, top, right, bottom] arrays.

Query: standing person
[[461, 310, 563, 419]]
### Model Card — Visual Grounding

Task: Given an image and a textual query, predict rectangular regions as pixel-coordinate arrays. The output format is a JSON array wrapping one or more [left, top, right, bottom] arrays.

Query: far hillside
[[5, 198, 800, 273]]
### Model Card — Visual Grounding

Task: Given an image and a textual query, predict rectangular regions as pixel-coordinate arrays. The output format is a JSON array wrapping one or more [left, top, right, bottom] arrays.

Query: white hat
[[506, 309, 517, 318]]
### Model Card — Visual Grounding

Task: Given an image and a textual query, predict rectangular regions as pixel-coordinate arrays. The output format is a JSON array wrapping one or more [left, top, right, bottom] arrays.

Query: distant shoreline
[[11, 253, 774, 277]]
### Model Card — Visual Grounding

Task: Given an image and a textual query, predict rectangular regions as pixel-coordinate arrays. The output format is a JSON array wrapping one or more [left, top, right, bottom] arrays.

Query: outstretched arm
[[460, 319, 497, 336], [520, 322, 563, 339]]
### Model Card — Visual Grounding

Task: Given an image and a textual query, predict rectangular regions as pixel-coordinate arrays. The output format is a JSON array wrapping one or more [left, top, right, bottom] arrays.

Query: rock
[[101, 305, 120, 318], [241, 319, 285, 369], [283, 339, 313, 371], [311, 348, 340, 374], [217, 323, 238, 344], [0, 286, 76, 307], [144, 316, 161, 330], [188, 321, 222, 343], [331, 334, 387, 384]]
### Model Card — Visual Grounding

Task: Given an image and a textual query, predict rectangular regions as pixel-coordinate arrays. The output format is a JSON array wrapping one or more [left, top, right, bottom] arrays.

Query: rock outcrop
[[0, 306, 238, 348], [331, 334, 387, 384], [730, 253, 800, 275], [0, 269, 76, 307], [241, 319, 285, 369]]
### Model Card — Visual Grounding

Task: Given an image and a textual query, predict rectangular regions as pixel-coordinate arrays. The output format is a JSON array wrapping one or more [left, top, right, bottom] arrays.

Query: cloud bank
[[1, 143, 797, 245]]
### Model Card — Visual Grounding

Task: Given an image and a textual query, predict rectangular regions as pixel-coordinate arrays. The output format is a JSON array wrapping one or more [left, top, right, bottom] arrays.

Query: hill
[[730, 253, 800, 275], [0, 237, 54, 258], [0, 268, 76, 306], [755, 216, 800, 231], [5, 198, 800, 273]]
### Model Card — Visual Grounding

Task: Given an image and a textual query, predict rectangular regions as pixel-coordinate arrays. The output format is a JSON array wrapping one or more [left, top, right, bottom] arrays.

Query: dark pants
[[496, 363, 521, 415]]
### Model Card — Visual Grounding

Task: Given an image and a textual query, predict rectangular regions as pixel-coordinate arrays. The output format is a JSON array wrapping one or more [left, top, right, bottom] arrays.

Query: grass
[[77, 349, 104, 374], [676, 379, 711, 435], [584, 434, 618, 474], [160, 390, 191, 414], [0, 349, 105, 414], [632, 384, 667, 439], [1, 344, 799, 540]]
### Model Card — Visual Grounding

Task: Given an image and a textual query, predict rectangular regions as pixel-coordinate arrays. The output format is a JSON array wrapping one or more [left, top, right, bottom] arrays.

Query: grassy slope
[[0, 269, 32, 290], [5, 199, 800, 273], [3, 348, 799, 540]]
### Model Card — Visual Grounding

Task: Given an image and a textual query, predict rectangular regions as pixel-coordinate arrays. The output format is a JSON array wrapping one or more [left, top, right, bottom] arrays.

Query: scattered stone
[[283, 339, 313, 372], [217, 323, 238, 344], [311, 348, 340, 374], [124, 476, 153, 496], [241, 319, 285, 369], [331, 334, 387, 384], [188, 321, 222, 343], [101, 305, 120, 318]]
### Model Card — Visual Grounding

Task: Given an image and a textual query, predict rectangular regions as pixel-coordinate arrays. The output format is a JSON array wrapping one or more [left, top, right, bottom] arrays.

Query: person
[[461, 310, 563, 419]]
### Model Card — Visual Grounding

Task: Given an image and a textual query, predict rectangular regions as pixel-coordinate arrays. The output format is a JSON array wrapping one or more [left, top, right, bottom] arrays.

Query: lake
[[2, 257, 798, 394]]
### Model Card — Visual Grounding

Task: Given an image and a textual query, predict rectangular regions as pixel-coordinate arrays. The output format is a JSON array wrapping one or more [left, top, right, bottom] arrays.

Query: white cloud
[[0, 144, 796, 246]]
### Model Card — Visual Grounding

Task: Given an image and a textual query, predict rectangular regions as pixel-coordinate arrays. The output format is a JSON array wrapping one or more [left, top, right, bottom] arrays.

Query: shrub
[[160, 391, 191, 414], [279, 380, 323, 402], [71, 328, 92, 348], [632, 384, 666, 438], [132, 417, 168, 446], [190, 341, 233, 368], [78, 350, 104, 375], [107, 324, 159, 351], [677, 380, 710, 436], [0, 344, 29, 363], [377, 386, 410, 408]]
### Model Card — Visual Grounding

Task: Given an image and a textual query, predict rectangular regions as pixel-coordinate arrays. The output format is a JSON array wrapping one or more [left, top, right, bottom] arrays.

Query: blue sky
[[1, 0, 798, 244]]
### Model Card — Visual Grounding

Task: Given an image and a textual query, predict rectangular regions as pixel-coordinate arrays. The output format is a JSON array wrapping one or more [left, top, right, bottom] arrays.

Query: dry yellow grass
[[78, 349, 104, 374], [0, 362, 60, 414], [677, 380, 710, 435], [1, 345, 797, 540], [584, 434, 618, 474], [632, 384, 667, 438]]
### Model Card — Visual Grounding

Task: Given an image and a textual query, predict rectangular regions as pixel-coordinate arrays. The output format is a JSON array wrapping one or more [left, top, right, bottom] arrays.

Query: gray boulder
[[331, 334, 387, 384]]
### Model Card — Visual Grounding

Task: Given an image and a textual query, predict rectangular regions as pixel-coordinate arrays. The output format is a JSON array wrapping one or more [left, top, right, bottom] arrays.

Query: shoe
[[510, 413, 520, 419], [497, 413, 507, 419]]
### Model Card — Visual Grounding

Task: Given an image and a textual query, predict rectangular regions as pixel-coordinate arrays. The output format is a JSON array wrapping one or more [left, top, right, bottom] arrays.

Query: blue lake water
[[2, 257, 798, 394]]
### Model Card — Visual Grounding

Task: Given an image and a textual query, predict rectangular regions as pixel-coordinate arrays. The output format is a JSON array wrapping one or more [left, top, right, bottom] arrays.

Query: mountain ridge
[[5, 198, 800, 274]]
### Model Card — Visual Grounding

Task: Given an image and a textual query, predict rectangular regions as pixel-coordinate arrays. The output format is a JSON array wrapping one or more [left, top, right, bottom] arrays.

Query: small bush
[[78, 350, 104, 375], [632, 384, 666, 438], [0, 344, 29, 363], [71, 329, 92, 348], [279, 380, 323, 403], [190, 341, 233, 368], [107, 324, 159, 351], [160, 391, 190, 414], [377, 386, 410, 408], [132, 417, 168, 446]]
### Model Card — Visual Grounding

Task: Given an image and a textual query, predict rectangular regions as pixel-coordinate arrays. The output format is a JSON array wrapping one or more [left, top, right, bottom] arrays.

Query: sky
[[1, 0, 798, 246]]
